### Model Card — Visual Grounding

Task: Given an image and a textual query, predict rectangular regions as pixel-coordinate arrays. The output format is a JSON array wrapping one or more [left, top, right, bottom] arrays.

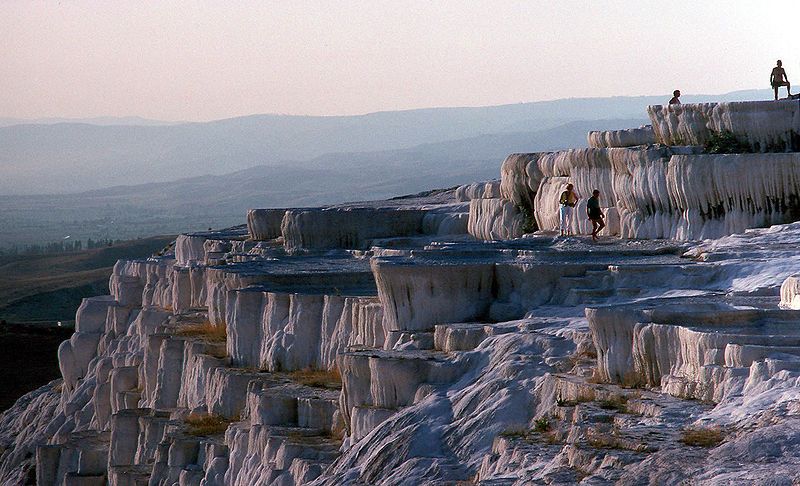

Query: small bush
[[533, 417, 551, 433], [680, 426, 724, 448], [517, 205, 537, 234], [704, 130, 751, 154], [185, 413, 231, 436], [175, 321, 227, 343], [289, 367, 342, 389]]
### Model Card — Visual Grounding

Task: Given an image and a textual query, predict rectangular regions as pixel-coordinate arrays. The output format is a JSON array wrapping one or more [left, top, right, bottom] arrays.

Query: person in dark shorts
[[771, 60, 791, 100], [587, 189, 605, 241], [669, 89, 681, 105]]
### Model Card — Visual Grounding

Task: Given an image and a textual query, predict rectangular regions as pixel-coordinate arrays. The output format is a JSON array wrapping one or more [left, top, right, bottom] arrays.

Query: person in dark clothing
[[587, 189, 605, 241], [669, 89, 681, 105], [771, 60, 791, 100]]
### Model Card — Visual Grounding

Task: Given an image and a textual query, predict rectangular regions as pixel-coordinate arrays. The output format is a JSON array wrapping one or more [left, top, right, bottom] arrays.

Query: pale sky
[[1, 1, 796, 121]]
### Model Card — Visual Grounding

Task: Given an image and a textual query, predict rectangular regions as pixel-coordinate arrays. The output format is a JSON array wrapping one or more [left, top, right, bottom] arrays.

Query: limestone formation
[[3, 100, 800, 485], [588, 124, 655, 148], [648, 100, 800, 151]]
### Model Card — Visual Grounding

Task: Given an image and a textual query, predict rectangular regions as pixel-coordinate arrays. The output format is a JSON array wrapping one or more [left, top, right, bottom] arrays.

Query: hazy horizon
[[0, 87, 768, 125], [2, 1, 797, 121]]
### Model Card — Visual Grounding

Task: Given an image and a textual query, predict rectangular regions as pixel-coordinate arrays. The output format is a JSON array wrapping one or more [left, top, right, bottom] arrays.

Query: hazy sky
[[1, 1, 797, 121]]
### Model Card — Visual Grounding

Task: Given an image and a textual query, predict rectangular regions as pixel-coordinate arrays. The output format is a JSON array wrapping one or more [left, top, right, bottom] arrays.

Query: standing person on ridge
[[771, 60, 791, 100], [669, 89, 681, 105], [558, 184, 579, 237], [587, 189, 605, 241]]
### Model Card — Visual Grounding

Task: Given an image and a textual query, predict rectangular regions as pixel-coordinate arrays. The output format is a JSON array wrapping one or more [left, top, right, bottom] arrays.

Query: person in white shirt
[[558, 184, 578, 236]]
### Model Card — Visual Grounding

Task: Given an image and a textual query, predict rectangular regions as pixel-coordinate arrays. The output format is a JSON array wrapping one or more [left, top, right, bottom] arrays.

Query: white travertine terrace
[[781, 275, 800, 309], [246, 208, 286, 241], [281, 208, 427, 252], [503, 144, 800, 240], [454, 179, 500, 201], [467, 198, 525, 240], [4, 100, 800, 485], [648, 100, 800, 152], [500, 153, 543, 210], [587, 124, 655, 148]]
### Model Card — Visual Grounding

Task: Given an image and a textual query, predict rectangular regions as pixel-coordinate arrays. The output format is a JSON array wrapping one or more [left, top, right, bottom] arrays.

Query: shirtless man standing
[[771, 60, 791, 100]]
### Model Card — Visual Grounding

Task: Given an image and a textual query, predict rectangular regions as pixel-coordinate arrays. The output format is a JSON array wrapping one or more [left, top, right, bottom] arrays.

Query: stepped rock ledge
[[4, 100, 800, 485]]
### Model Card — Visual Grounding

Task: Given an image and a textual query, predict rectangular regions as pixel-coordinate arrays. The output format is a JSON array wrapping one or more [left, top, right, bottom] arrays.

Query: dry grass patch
[[586, 427, 651, 452], [184, 413, 232, 436], [498, 425, 529, 439], [289, 367, 342, 389], [680, 426, 724, 448], [175, 321, 227, 343]]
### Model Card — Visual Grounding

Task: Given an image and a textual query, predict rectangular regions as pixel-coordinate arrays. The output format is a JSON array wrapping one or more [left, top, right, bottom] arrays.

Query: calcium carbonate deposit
[[4, 100, 800, 485]]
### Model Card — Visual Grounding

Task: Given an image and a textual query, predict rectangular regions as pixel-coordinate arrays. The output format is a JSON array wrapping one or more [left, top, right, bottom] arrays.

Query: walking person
[[559, 184, 578, 236], [669, 89, 681, 105], [771, 60, 791, 100], [587, 189, 605, 241]]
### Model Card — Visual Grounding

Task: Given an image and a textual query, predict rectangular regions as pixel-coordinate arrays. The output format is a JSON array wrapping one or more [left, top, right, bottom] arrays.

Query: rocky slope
[[3, 99, 800, 485]]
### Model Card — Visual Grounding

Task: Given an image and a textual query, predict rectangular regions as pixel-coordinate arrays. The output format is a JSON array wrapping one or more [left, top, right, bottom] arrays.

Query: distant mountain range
[[0, 116, 183, 128], [0, 89, 774, 247], [0, 118, 644, 247], [0, 89, 771, 195]]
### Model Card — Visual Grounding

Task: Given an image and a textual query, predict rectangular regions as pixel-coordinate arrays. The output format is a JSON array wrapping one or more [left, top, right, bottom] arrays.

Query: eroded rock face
[[648, 100, 800, 152], [455, 180, 500, 201], [467, 198, 526, 240], [588, 124, 655, 148], [487, 102, 800, 241], [247, 209, 286, 241], [500, 153, 544, 211], [282, 208, 427, 252]]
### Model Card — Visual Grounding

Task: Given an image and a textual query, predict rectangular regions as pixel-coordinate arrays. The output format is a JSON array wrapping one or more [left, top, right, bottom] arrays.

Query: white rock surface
[[454, 180, 500, 201], [648, 100, 800, 152], [588, 124, 655, 148], [500, 153, 544, 210], [467, 198, 526, 240], [781, 275, 800, 309]]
